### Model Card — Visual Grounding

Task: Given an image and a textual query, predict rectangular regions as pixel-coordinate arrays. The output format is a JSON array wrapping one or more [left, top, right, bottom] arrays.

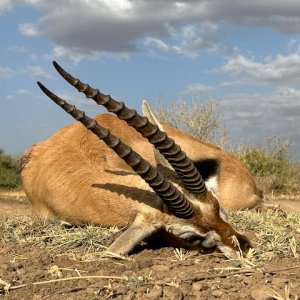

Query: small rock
[[33, 270, 46, 280], [200, 283, 209, 291], [243, 276, 253, 286], [271, 277, 288, 287], [211, 290, 224, 298], [151, 264, 170, 274], [136, 259, 153, 269], [250, 284, 276, 300], [222, 282, 234, 290], [12, 262, 23, 270], [212, 290, 224, 297], [16, 268, 27, 277], [144, 284, 162, 299], [152, 264, 170, 272], [163, 286, 183, 299], [122, 291, 135, 300], [192, 282, 202, 291], [192, 291, 203, 300]]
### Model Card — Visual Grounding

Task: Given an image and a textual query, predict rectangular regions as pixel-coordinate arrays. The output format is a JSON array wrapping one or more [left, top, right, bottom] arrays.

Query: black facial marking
[[193, 159, 220, 181]]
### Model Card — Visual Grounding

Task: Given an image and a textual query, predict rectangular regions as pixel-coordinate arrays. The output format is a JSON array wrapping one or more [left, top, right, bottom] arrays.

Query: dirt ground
[[1, 192, 300, 300]]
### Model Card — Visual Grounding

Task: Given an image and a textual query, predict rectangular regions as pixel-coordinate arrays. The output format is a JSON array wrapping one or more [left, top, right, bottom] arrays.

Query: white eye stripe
[[166, 224, 205, 238], [179, 232, 203, 239], [205, 175, 218, 198], [219, 206, 228, 221], [179, 232, 194, 239]]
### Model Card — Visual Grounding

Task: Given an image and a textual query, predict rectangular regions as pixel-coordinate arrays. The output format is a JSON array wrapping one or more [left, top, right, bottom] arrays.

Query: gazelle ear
[[142, 100, 174, 170], [142, 100, 165, 131]]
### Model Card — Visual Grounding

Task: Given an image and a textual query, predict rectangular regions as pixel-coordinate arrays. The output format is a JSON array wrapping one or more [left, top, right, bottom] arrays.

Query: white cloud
[[0, 0, 13, 14], [3, 0, 300, 60], [144, 37, 186, 56], [220, 53, 300, 83], [18, 22, 40, 36], [7, 45, 28, 53], [5, 94, 14, 100], [24, 65, 54, 80], [5, 89, 32, 100], [0, 66, 15, 79], [180, 83, 214, 97], [52, 45, 128, 64], [16, 89, 32, 96], [144, 22, 224, 58], [220, 89, 300, 157], [219, 80, 246, 87], [277, 86, 300, 96], [52, 46, 100, 64]]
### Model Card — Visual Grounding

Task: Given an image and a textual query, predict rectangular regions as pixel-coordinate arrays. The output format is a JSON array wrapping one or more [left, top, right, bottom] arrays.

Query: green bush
[[234, 138, 300, 194], [0, 149, 21, 190]]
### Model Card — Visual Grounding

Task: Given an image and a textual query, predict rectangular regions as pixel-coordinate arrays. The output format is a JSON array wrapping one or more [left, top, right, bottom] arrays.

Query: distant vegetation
[[0, 100, 299, 195], [235, 138, 300, 194], [155, 100, 227, 148], [155, 100, 300, 195], [0, 149, 21, 190]]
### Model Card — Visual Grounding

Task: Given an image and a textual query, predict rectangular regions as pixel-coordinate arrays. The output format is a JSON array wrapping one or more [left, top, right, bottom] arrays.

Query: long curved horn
[[37, 82, 195, 219], [52, 61, 207, 195]]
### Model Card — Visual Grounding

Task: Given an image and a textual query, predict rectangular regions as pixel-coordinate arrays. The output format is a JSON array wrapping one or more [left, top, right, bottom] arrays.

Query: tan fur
[[21, 115, 161, 226], [162, 124, 264, 211], [21, 113, 252, 255], [21, 113, 265, 217]]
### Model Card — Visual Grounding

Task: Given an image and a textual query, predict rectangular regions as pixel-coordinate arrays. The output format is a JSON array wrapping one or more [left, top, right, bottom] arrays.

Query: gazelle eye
[[182, 233, 204, 244], [184, 235, 201, 243]]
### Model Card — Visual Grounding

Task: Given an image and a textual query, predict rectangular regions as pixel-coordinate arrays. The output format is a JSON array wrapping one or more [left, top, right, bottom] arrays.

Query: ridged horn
[[52, 61, 207, 195], [37, 81, 195, 219]]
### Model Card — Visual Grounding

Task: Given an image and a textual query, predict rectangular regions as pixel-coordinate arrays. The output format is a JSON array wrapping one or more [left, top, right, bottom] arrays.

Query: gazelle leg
[[107, 215, 160, 255], [254, 202, 286, 216]]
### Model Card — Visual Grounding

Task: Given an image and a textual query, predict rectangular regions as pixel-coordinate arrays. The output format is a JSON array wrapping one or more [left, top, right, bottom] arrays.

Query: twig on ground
[[2, 265, 300, 294], [181, 265, 300, 282], [2, 275, 128, 292]]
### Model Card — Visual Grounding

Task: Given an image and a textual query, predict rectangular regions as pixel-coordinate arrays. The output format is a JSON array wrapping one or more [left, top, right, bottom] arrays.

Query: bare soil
[[1, 192, 300, 299]]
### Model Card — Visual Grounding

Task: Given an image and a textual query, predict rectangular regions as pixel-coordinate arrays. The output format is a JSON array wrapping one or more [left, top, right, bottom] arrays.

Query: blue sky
[[1, 1, 300, 158]]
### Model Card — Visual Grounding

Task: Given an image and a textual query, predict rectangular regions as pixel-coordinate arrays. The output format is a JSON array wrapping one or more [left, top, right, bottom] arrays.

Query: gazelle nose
[[237, 234, 252, 251]]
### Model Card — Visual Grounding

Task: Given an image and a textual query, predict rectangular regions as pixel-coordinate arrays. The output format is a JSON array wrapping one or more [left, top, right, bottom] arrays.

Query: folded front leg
[[107, 214, 160, 255]]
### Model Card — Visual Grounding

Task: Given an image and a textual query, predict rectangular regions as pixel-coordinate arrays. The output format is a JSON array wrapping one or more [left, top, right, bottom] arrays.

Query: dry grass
[[0, 216, 119, 260], [0, 210, 299, 297], [229, 210, 300, 265], [1, 209, 299, 266], [0, 190, 26, 200]]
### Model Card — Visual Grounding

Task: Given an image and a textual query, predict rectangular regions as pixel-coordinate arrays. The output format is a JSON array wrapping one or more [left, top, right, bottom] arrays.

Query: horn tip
[[53, 60, 61, 72], [37, 81, 43, 89], [37, 81, 49, 95]]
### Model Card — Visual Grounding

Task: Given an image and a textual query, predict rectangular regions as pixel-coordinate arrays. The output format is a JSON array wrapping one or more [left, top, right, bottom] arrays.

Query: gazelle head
[[36, 61, 251, 256]]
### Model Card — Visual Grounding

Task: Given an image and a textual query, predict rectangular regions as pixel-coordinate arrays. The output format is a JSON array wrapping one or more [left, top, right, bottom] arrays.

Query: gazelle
[[21, 61, 252, 257]]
